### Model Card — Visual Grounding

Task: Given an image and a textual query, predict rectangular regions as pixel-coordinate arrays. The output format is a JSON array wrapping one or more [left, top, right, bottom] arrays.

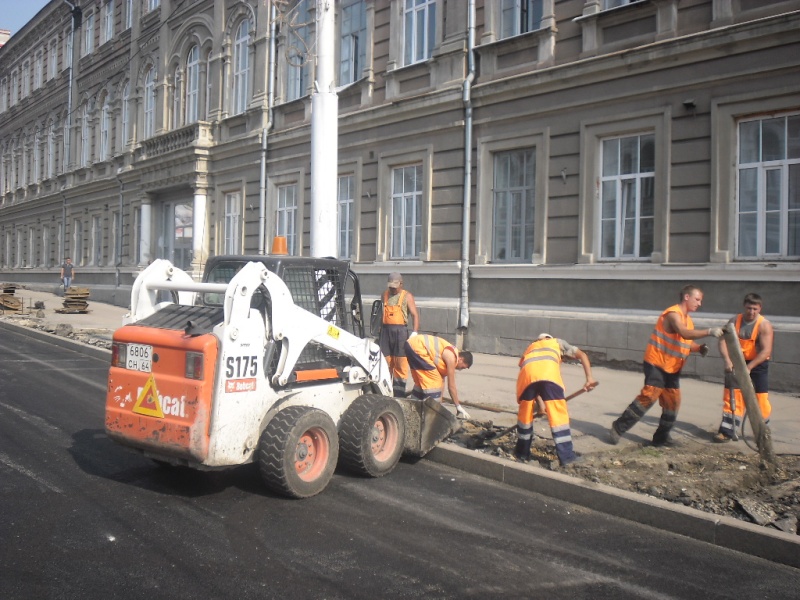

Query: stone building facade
[[1, 0, 798, 389]]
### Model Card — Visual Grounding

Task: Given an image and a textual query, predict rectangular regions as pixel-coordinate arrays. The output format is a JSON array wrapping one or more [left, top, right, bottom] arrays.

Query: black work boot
[[514, 438, 532, 462]]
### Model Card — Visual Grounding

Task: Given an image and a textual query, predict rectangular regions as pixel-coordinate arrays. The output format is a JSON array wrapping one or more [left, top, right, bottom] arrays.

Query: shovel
[[472, 386, 595, 444]]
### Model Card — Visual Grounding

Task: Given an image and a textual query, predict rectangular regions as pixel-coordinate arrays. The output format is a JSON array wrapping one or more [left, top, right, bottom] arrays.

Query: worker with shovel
[[405, 334, 473, 419], [515, 334, 597, 467]]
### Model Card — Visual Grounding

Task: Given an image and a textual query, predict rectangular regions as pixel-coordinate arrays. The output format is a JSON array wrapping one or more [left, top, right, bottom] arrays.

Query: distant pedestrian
[[379, 272, 419, 397], [609, 285, 723, 447], [515, 334, 597, 467], [714, 293, 773, 442], [404, 334, 472, 419], [60, 257, 75, 290]]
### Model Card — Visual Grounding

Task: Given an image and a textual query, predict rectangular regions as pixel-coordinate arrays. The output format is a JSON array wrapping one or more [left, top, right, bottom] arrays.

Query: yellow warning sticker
[[327, 325, 340, 340], [132, 375, 165, 418]]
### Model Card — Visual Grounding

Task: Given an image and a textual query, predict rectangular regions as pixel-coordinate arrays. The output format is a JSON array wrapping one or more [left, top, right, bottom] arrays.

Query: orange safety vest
[[516, 338, 564, 398], [382, 289, 408, 326], [643, 304, 694, 374], [736, 314, 764, 361], [406, 334, 456, 375]]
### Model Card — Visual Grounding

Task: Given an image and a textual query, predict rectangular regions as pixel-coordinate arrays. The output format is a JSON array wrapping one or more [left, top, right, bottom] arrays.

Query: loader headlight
[[185, 352, 204, 380]]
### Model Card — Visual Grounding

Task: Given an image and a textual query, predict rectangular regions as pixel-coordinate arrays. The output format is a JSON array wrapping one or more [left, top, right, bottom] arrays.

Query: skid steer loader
[[105, 255, 456, 498]]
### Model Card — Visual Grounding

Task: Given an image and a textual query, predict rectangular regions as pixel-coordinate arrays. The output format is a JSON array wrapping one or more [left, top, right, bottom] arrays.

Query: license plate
[[126, 344, 152, 373]]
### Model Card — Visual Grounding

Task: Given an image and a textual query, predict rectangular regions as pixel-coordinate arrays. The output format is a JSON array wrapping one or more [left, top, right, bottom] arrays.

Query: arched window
[[100, 95, 111, 160], [186, 45, 200, 123], [33, 129, 41, 183], [121, 81, 130, 147], [232, 20, 250, 115], [80, 103, 90, 167], [144, 67, 156, 138], [171, 67, 181, 129], [47, 123, 55, 179]]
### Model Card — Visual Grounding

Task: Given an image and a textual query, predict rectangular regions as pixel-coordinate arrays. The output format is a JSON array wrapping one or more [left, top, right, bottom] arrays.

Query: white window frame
[[339, 0, 366, 86], [42, 226, 50, 267], [147, 0, 161, 12], [277, 184, 299, 255], [35, 51, 44, 90], [47, 125, 55, 179], [102, 0, 115, 45], [144, 67, 156, 138], [0, 78, 6, 112], [223, 191, 242, 254], [500, 0, 544, 39], [185, 46, 200, 124], [80, 104, 90, 167], [16, 230, 23, 267], [121, 81, 130, 147], [337, 174, 355, 259], [48, 40, 58, 80], [22, 62, 30, 98], [578, 110, 670, 265], [390, 164, 424, 259], [83, 11, 95, 56], [11, 71, 18, 106], [286, 1, 310, 102], [28, 226, 36, 267], [33, 130, 41, 183], [74, 219, 84, 266], [92, 215, 103, 266], [403, 0, 436, 66], [124, 0, 133, 30], [491, 148, 537, 263], [100, 96, 111, 160], [599, 133, 656, 260], [171, 67, 181, 129], [735, 113, 800, 259], [232, 20, 250, 114], [111, 212, 119, 265]]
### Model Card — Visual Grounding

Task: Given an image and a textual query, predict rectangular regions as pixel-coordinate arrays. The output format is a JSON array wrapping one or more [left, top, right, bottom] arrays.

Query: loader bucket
[[395, 396, 458, 458]]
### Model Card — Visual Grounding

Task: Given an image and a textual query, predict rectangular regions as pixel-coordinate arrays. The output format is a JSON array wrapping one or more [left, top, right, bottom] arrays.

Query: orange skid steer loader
[[105, 256, 455, 498]]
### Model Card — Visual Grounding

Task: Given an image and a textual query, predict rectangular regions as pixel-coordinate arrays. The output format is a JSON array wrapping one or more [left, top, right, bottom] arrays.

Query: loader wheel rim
[[294, 427, 330, 482], [371, 413, 400, 462]]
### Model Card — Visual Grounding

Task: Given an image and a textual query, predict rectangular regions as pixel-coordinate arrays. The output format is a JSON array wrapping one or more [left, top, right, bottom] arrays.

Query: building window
[[33, 130, 41, 183], [338, 174, 355, 258], [102, 0, 115, 44], [277, 184, 298, 255], [28, 227, 36, 267], [11, 71, 18, 106], [35, 51, 44, 90], [604, 0, 634, 8], [599, 134, 655, 259], [42, 226, 50, 267], [171, 67, 181, 129], [74, 219, 84, 266], [403, 0, 436, 65], [0, 78, 6, 112], [92, 215, 102, 266], [223, 192, 242, 254], [501, 0, 543, 39], [133, 206, 141, 264], [48, 40, 58, 80], [16, 230, 23, 267], [83, 11, 95, 56], [144, 67, 156, 138], [47, 125, 55, 179], [111, 212, 119, 264], [391, 164, 423, 258], [492, 149, 535, 262], [22, 62, 30, 98], [737, 114, 800, 259], [286, 0, 310, 101], [147, 0, 161, 12], [232, 20, 250, 114], [121, 81, 130, 147], [80, 104, 91, 167], [339, 0, 366, 85], [185, 45, 200, 123], [100, 96, 111, 160], [124, 0, 133, 30]]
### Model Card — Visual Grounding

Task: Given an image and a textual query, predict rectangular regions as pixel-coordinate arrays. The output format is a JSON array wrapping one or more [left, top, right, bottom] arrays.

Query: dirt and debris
[[448, 420, 800, 535]]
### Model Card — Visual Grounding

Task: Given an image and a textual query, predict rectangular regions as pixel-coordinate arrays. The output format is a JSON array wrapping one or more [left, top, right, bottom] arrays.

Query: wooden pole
[[722, 322, 776, 468]]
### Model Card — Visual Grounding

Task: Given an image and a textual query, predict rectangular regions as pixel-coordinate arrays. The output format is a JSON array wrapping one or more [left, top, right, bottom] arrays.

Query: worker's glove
[[698, 344, 709, 358], [708, 327, 724, 338], [409, 331, 417, 337], [456, 405, 470, 419]]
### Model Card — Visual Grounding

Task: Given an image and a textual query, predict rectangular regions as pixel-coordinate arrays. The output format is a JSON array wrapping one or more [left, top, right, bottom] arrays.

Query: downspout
[[62, 0, 79, 174], [115, 170, 124, 288], [458, 0, 476, 335], [259, 2, 278, 255]]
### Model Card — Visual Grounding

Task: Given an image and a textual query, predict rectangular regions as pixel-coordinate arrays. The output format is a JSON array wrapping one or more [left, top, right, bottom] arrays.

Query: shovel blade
[[395, 396, 458, 458]]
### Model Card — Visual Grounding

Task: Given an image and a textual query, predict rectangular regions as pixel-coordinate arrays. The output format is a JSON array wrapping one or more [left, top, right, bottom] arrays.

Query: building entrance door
[[157, 201, 193, 270]]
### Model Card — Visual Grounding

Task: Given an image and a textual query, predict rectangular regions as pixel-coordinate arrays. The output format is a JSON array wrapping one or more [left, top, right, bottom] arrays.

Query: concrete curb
[[0, 320, 112, 362], [425, 444, 800, 569]]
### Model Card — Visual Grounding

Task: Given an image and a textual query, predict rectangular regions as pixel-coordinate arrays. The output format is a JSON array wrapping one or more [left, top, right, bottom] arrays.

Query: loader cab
[[200, 255, 365, 338]]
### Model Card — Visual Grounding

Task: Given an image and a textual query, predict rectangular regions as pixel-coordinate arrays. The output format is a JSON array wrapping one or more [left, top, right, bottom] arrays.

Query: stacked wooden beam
[[56, 287, 91, 314], [0, 283, 23, 313]]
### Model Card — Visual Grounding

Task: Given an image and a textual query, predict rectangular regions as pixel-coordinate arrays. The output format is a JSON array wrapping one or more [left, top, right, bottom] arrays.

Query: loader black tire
[[258, 406, 339, 499], [338, 394, 405, 478]]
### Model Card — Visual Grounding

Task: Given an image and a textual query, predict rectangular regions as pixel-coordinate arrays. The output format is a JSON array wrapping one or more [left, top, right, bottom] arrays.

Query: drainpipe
[[458, 0, 476, 335], [259, 2, 277, 255], [59, 184, 68, 263], [115, 169, 124, 287], [62, 0, 80, 172]]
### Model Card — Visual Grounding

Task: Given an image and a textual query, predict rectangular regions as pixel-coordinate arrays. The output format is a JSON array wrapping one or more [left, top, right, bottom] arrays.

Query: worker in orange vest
[[714, 293, 773, 442], [515, 334, 597, 466], [405, 334, 473, 419], [379, 272, 419, 397], [609, 285, 724, 447]]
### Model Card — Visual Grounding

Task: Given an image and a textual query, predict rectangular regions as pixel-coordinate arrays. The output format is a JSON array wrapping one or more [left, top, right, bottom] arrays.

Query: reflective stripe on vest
[[736, 314, 763, 361], [516, 338, 564, 398], [643, 305, 693, 373], [382, 289, 408, 325], [408, 334, 455, 374]]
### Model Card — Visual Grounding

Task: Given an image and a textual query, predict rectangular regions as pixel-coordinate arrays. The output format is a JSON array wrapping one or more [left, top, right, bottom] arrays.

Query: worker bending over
[[515, 334, 597, 467], [405, 334, 473, 419]]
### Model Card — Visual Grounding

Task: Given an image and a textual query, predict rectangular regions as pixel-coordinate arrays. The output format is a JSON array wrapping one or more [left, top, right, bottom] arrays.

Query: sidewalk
[[2, 284, 798, 455]]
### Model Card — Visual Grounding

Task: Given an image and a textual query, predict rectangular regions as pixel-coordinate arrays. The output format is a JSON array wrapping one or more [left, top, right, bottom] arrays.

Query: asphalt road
[[1, 327, 798, 600]]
